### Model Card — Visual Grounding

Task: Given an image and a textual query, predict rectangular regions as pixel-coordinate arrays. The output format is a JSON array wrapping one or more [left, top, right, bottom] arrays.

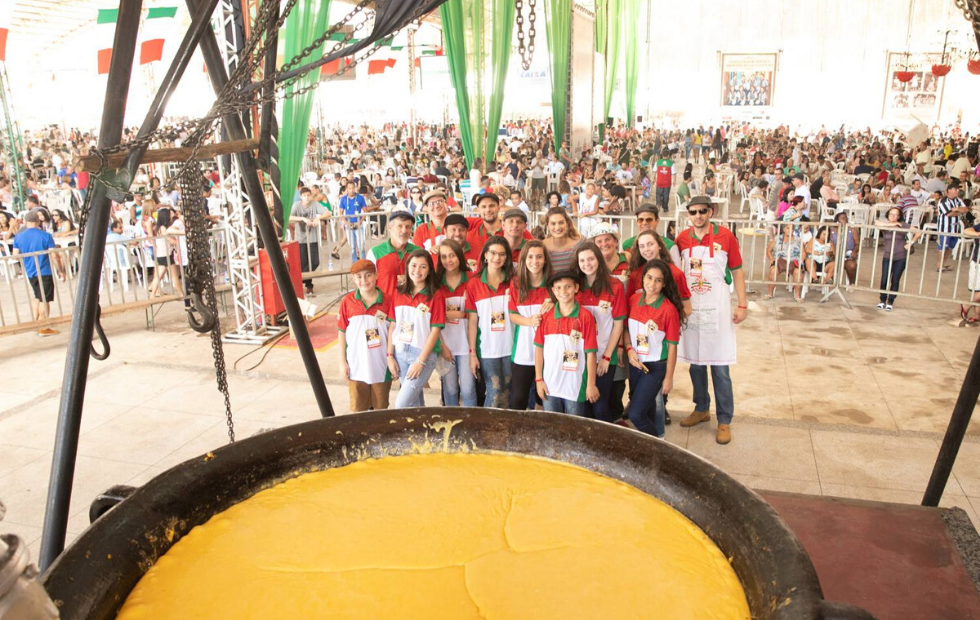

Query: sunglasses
[[687, 207, 710, 215]]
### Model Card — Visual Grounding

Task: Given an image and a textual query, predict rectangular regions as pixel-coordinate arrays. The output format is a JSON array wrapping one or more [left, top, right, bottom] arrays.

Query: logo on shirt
[[597, 300, 612, 312]]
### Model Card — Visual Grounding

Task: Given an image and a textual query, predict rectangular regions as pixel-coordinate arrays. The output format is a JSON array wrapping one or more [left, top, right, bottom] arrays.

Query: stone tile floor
[[2, 277, 980, 564]]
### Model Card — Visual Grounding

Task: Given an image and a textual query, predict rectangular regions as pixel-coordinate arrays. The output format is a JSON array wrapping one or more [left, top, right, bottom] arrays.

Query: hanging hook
[[90, 305, 110, 361], [186, 292, 216, 334]]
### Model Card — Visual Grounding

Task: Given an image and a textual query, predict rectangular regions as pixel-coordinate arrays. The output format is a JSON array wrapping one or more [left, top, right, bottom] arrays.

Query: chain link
[[515, 0, 537, 71]]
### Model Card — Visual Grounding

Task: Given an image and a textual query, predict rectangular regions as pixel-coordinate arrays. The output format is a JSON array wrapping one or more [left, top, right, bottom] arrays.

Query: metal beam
[[39, 0, 223, 572], [38, 0, 144, 572], [922, 331, 980, 506], [190, 0, 335, 418]]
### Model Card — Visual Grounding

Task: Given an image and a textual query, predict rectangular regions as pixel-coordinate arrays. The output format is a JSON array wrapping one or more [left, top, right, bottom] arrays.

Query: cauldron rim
[[43, 408, 830, 619]]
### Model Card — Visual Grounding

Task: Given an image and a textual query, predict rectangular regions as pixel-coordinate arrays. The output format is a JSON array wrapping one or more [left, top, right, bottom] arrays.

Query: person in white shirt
[[507, 189, 531, 217], [791, 173, 811, 218], [909, 179, 929, 205]]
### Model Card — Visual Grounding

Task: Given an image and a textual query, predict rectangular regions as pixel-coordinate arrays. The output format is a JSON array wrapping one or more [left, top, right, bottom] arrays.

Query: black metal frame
[[37, 0, 334, 571]]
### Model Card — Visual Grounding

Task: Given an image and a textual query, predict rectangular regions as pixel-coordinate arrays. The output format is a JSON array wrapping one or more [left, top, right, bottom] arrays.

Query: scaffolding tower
[[213, 0, 286, 345], [0, 63, 26, 211]]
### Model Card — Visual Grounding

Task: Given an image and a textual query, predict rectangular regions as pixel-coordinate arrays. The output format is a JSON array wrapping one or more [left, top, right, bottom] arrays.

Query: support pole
[[191, 0, 335, 418], [38, 0, 144, 572], [922, 331, 980, 506], [39, 0, 223, 571]]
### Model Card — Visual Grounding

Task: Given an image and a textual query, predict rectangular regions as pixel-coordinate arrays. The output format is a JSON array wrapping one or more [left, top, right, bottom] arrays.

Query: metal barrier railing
[[0, 228, 231, 332]]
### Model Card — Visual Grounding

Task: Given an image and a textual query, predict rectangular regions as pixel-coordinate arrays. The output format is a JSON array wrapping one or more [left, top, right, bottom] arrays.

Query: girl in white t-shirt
[[436, 240, 476, 406]]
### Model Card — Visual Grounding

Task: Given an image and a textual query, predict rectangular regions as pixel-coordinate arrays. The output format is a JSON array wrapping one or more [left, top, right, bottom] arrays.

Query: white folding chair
[[748, 196, 767, 221], [547, 171, 560, 193]]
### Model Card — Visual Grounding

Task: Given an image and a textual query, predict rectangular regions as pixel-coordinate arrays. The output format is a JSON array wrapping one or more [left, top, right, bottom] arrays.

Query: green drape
[[623, 0, 641, 127], [595, 0, 606, 53], [544, 0, 571, 153], [279, 0, 331, 229], [484, 0, 514, 165], [440, 0, 477, 167], [603, 0, 622, 129], [441, 0, 513, 168]]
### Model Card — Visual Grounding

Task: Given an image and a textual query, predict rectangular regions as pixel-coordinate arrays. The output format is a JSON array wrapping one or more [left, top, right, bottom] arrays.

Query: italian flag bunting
[[140, 6, 177, 65], [0, 1, 13, 62], [95, 6, 178, 74]]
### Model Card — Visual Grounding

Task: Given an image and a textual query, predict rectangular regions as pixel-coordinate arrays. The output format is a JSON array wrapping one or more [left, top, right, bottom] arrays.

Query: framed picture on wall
[[882, 52, 946, 120], [720, 53, 777, 107]]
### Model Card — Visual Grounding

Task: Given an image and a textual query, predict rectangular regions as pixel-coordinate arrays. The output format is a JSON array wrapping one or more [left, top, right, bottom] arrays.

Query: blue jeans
[[480, 356, 512, 408], [347, 225, 364, 261], [879, 257, 907, 305], [544, 395, 588, 416], [441, 354, 478, 407], [690, 364, 734, 424], [628, 361, 667, 437], [394, 345, 437, 408], [655, 186, 670, 211], [591, 363, 617, 422]]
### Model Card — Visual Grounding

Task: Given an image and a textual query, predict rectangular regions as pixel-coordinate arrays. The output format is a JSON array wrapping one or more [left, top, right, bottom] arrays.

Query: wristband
[[535, 378, 544, 383], [625, 345, 633, 352], [387, 353, 395, 358], [601, 355, 611, 362], [737, 305, 747, 309], [414, 359, 425, 365], [469, 348, 476, 354]]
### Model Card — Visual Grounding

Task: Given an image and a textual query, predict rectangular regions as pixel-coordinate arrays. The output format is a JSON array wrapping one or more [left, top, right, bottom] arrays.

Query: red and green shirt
[[533, 302, 598, 402], [464, 269, 513, 359], [368, 240, 420, 298], [576, 279, 627, 365], [626, 292, 680, 363], [337, 288, 392, 384], [508, 281, 550, 366], [675, 224, 743, 270], [390, 288, 446, 354], [412, 222, 446, 255]]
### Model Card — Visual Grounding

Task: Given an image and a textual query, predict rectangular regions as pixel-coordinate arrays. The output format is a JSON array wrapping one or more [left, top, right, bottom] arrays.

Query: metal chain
[[515, 0, 537, 71], [178, 159, 235, 443]]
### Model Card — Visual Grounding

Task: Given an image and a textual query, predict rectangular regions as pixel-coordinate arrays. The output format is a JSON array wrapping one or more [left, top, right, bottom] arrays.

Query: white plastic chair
[[738, 183, 751, 214], [748, 196, 767, 221], [103, 242, 136, 293], [547, 171, 560, 193]]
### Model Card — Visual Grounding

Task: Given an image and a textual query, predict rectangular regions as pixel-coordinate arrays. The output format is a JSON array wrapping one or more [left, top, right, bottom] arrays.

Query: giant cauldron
[[42, 409, 874, 619]]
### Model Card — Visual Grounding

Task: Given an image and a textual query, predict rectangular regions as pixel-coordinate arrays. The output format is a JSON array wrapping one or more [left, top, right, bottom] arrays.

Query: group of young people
[[337, 190, 747, 445]]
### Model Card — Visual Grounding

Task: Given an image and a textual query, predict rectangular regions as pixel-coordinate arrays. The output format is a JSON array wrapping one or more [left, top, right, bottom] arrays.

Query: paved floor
[[2, 272, 980, 566]]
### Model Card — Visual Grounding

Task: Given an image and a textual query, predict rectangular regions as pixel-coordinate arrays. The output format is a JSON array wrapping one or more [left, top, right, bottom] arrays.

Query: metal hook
[[90, 305, 110, 361], [186, 292, 216, 333]]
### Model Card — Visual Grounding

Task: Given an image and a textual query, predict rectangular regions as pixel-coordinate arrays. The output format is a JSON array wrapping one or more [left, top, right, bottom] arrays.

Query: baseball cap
[[635, 203, 658, 216], [350, 259, 376, 274], [388, 207, 415, 223], [472, 192, 500, 207], [502, 208, 527, 222], [445, 213, 468, 228]]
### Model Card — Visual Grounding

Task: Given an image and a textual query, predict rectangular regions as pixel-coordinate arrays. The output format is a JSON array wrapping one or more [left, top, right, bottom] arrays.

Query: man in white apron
[[675, 196, 748, 444]]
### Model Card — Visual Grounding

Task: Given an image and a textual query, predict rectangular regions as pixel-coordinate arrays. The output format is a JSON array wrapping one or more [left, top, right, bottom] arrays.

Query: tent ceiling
[[11, 0, 110, 59]]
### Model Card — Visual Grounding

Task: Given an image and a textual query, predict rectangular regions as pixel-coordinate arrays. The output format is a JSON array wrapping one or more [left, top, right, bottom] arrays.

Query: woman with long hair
[[624, 259, 686, 438], [149, 208, 179, 298], [573, 242, 626, 422], [542, 206, 582, 272], [387, 249, 445, 407], [465, 236, 514, 408], [50, 209, 75, 237], [436, 239, 477, 406], [508, 240, 553, 410], [626, 230, 691, 314]]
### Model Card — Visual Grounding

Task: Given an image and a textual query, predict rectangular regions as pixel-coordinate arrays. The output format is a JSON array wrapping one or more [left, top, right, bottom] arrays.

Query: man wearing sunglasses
[[675, 196, 747, 445]]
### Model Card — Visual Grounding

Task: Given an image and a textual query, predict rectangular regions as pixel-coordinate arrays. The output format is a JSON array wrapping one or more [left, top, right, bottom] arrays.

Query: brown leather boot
[[716, 424, 732, 445], [679, 410, 710, 427]]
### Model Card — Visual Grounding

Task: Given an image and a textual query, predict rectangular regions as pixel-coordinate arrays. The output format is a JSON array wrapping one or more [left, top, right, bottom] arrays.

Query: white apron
[[679, 232, 737, 366]]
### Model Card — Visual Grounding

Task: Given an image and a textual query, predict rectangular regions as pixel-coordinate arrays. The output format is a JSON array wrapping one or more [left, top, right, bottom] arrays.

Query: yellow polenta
[[117, 452, 750, 619]]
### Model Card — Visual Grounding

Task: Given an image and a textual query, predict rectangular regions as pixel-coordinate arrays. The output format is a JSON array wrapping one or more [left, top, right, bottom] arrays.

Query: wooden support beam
[[73, 138, 259, 172]]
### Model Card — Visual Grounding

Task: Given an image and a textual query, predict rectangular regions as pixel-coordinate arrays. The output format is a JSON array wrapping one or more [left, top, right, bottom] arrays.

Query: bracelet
[[625, 345, 633, 352], [535, 378, 544, 383], [601, 355, 611, 362], [469, 348, 475, 354], [387, 353, 395, 358], [414, 359, 424, 366], [737, 305, 747, 309]]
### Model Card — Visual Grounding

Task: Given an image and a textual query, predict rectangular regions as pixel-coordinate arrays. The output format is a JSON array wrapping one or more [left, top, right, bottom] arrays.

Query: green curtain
[[279, 0, 332, 229], [440, 0, 477, 167], [595, 0, 606, 54], [623, 0, 641, 128], [484, 0, 514, 165], [544, 0, 571, 153], [603, 0, 622, 131], [441, 0, 513, 168]]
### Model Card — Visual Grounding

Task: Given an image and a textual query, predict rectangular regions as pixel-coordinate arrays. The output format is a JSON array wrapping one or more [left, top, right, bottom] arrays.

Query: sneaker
[[679, 410, 711, 427], [885, 304, 893, 312], [876, 303, 885, 310], [37, 328, 59, 336], [716, 424, 732, 445]]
